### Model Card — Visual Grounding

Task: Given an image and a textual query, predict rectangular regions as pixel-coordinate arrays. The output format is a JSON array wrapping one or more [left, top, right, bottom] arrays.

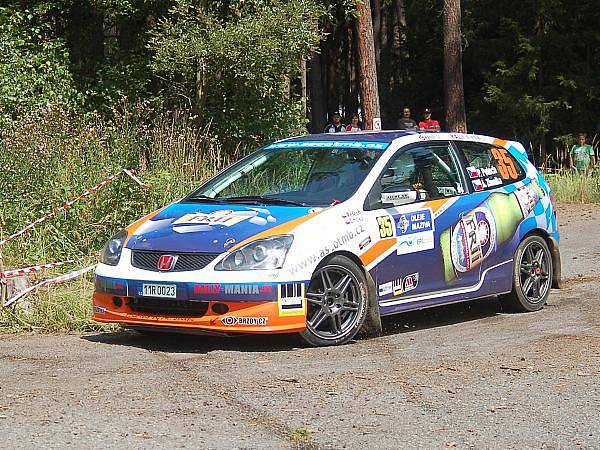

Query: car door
[[364, 140, 489, 315], [452, 140, 529, 295]]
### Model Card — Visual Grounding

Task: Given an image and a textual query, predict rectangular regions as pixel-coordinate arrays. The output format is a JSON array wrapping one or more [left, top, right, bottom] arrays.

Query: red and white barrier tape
[[0, 256, 93, 281], [0, 168, 148, 247], [4, 264, 97, 308]]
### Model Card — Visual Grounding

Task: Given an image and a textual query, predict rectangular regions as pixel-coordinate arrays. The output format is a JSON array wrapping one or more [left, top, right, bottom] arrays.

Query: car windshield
[[186, 145, 385, 206]]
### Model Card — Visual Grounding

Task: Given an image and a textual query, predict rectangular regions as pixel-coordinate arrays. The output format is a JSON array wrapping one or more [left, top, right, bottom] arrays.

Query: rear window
[[456, 142, 525, 191]]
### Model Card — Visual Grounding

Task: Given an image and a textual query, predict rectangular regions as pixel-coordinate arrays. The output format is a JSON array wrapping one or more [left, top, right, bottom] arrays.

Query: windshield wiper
[[184, 195, 226, 203], [221, 195, 307, 206]]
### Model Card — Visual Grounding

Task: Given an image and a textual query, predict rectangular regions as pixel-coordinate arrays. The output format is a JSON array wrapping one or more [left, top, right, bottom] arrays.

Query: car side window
[[367, 142, 467, 209], [457, 141, 525, 191]]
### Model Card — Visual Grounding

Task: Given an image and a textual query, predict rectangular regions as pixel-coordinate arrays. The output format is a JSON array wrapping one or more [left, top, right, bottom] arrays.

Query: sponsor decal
[[450, 207, 496, 273], [376, 215, 395, 238], [381, 191, 415, 204], [278, 283, 306, 317], [220, 316, 268, 326], [193, 284, 273, 295], [289, 225, 366, 275], [378, 281, 393, 296], [341, 209, 364, 224], [173, 209, 277, 229], [378, 274, 420, 298], [359, 236, 372, 250], [157, 254, 178, 271], [93, 306, 106, 314], [395, 209, 435, 255], [265, 141, 389, 150], [224, 238, 236, 248], [514, 182, 539, 217]]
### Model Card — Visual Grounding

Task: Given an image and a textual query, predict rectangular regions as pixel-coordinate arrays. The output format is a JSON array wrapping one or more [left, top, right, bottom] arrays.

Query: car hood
[[126, 202, 315, 253]]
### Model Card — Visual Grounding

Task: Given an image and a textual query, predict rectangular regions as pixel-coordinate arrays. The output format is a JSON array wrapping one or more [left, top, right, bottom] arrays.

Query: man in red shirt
[[418, 108, 441, 131]]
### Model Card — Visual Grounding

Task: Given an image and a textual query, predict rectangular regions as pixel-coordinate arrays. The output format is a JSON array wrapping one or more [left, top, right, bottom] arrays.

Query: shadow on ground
[[83, 295, 505, 353]]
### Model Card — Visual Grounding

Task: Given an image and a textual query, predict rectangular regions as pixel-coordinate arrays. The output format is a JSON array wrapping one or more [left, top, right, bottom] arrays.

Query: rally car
[[93, 131, 561, 346]]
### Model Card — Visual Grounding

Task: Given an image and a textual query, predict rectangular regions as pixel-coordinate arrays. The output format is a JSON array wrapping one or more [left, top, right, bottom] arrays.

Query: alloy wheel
[[305, 265, 363, 341], [518, 240, 551, 303]]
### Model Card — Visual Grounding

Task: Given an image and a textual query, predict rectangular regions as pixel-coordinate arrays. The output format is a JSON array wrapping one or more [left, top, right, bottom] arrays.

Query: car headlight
[[100, 230, 128, 266], [215, 235, 294, 271]]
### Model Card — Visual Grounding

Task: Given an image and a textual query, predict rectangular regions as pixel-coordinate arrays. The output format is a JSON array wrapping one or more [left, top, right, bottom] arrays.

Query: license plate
[[141, 283, 177, 298]]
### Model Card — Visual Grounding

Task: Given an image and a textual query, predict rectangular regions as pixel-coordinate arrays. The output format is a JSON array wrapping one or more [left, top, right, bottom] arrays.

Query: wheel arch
[[522, 228, 562, 289], [314, 250, 382, 336]]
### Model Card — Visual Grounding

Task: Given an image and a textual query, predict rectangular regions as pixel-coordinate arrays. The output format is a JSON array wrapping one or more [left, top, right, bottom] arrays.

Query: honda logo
[[157, 254, 178, 271]]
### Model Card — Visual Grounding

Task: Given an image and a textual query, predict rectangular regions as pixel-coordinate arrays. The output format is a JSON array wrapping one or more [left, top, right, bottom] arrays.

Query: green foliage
[[0, 104, 240, 270], [149, 0, 324, 141], [546, 172, 600, 204], [0, 5, 82, 128]]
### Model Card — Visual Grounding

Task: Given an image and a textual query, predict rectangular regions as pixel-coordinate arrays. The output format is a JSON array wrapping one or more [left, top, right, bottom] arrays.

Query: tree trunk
[[308, 51, 326, 133], [300, 57, 307, 119], [355, 1, 381, 130], [195, 0, 209, 115], [442, 0, 467, 132], [371, 0, 382, 70]]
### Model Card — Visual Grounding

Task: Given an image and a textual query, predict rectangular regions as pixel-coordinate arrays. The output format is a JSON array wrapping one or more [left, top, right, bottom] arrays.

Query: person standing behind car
[[418, 108, 441, 131], [324, 112, 346, 133], [397, 107, 418, 130], [570, 132, 596, 173], [345, 113, 362, 132]]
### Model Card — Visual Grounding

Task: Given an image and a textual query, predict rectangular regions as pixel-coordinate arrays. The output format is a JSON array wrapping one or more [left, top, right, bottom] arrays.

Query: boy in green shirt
[[570, 133, 596, 172]]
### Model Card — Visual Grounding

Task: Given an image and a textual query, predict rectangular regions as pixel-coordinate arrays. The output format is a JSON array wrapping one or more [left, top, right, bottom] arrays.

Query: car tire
[[500, 235, 553, 312], [299, 255, 369, 347]]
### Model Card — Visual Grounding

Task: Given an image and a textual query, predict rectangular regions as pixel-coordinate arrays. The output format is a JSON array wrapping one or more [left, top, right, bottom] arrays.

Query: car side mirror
[[381, 184, 418, 206]]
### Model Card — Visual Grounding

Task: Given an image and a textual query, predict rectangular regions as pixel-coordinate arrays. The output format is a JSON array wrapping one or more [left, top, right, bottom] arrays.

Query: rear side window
[[456, 142, 525, 191]]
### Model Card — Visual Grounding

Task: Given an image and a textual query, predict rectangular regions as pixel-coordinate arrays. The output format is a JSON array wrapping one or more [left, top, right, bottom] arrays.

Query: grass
[[545, 172, 600, 203], [0, 105, 250, 333], [289, 427, 313, 445], [0, 274, 118, 333]]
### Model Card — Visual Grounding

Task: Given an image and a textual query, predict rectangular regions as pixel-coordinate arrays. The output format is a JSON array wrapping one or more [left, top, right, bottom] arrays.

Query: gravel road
[[0, 204, 598, 449]]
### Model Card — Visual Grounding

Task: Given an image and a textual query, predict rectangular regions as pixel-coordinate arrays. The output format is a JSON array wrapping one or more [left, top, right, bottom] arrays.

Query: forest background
[[0, 0, 599, 330]]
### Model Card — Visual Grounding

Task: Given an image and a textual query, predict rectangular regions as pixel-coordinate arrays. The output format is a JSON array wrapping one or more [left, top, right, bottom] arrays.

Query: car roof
[[281, 130, 419, 144]]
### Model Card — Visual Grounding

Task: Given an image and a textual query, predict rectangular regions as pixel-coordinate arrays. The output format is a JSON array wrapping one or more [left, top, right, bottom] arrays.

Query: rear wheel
[[300, 255, 369, 346], [500, 235, 553, 312]]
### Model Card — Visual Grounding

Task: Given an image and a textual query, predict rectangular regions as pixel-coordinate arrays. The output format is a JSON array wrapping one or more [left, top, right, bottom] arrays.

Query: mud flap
[[360, 270, 382, 337], [548, 237, 562, 289]]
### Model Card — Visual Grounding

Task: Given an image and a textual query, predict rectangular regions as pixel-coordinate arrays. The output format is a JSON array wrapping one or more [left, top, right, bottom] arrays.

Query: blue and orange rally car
[[93, 131, 561, 346]]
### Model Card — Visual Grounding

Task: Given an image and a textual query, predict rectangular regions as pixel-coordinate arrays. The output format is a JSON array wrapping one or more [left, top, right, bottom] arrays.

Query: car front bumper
[[92, 275, 308, 334]]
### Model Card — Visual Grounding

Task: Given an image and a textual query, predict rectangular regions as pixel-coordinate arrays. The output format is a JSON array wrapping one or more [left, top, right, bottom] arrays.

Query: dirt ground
[[0, 204, 598, 449]]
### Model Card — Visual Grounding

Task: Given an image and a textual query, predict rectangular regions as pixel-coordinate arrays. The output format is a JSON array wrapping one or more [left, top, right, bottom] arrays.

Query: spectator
[[397, 107, 418, 130], [570, 132, 596, 173], [418, 108, 441, 131], [345, 113, 362, 132], [324, 112, 346, 133]]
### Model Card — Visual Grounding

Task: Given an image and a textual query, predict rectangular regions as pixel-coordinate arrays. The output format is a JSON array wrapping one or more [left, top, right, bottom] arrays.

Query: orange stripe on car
[[493, 138, 508, 148], [229, 210, 323, 251], [124, 208, 164, 244], [423, 198, 451, 215], [360, 238, 396, 267]]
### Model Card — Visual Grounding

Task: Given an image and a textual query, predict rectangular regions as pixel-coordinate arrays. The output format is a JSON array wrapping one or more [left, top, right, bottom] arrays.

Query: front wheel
[[500, 235, 553, 312], [299, 255, 369, 346]]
